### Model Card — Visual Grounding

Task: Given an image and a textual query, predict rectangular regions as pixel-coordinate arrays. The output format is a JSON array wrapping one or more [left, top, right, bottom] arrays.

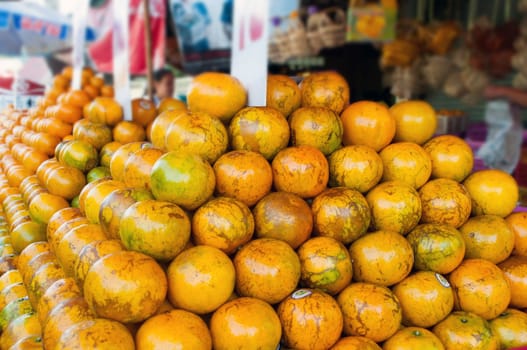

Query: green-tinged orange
[[489, 308, 527, 349], [300, 71, 350, 114]]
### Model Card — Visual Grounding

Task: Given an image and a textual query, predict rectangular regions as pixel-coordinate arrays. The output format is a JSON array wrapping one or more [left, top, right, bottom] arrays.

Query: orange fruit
[[506, 212, 527, 256], [45, 165, 86, 200], [58, 139, 99, 172], [266, 74, 301, 117], [433, 311, 500, 350], [167, 245, 235, 314], [9, 221, 46, 254], [213, 150, 273, 207], [0, 283, 28, 312], [366, 181, 422, 235], [164, 110, 228, 163], [83, 250, 167, 323], [16, 242, 50, 276], [337, 282, 402, 342], [489, 308, 527, 349], [119, 199, 190, 261], [278, 289, 343, 350], [98, 141, 122, 168], [272, 145, 329, 199], [136, 309, 211, 350], [46, 207, 82, 243], [64, 89, 91, 108], [406, 223, 466, 274], [392, 271, 454, 328], [73, 119, 113, 150], [419, 178, 472, 228], [349, 230, 414, 286], [384, 327, 445, 350], [86, 166, 111, 183], [312, 187, 370, 244], [210, 296, 281, 350], [112, 121, 146, 144], [379, 142, 432, 189], [463, 169, 519, 217], [300, 71, 350, 114], [297, 237, 352, 295], [289, 106, 343, 155], [150, 152, 215, 211], [99, 187, 154, 239], [73, 239, 124, 289], [252, 191, 312, 249], [0, 296, 33, 332], [459, 215, 514, 264], [0, 270, 23, 293], [131, 98, 157, 127], [0, 312, 41, 349], [390, 100, 438, 145], [328, 144, 383, 193], [330, 336, 382, 350], [47, 217, 89, 254], [36, 277, 81, 326], [28, 192, 69, 225], [109, 141, 150, 182], [234, 238, 300, 304], [83, 97, 123, 126], [123, 147, 164, 189], [157, 97, 186, 113], [54, 103, 82, 124], [449, 258, 511, 320], [498, 255, 527, 309], [192, 197, 254, 255], [149, 109, 186, 149], [423, 134, 474, 182], [55, 318, 134, 350], [228, 106, 290, 160], [187, 71, 247, 123], [81, 179, 126, 224], [9, 335, 43, 349], [341, 100, 396, 151], [26, 260, 67, 307], [100, 84, 114, 97]]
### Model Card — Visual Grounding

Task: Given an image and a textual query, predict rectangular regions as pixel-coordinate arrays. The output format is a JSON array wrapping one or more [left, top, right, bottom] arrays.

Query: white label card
[[113, 0, 132, 120], [72, 0, 89, 90]]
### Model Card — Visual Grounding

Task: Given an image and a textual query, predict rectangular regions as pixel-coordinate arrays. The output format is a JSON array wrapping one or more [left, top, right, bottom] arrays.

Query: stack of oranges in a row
[[0, 67, 524, 349]]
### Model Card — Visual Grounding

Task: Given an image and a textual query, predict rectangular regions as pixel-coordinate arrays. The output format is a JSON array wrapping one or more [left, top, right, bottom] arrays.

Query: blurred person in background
[[152, 68, 175, 104]]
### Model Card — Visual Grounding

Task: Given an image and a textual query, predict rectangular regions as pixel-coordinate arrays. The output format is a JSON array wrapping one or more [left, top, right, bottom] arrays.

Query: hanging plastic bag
[[477, 100, 524, 174]]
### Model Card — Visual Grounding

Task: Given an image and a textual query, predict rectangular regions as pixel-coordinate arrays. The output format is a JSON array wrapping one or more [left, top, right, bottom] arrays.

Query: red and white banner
[[87, 0, 166, 75]]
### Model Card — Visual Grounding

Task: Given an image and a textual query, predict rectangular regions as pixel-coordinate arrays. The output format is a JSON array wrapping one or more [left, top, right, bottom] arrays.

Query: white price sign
[[113, 0, 132, 120], [230, 0, 270, 106], [71, 0, 89, 90]]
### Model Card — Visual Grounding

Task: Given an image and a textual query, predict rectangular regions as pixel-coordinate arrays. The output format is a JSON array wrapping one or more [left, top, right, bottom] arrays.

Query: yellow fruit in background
[[390, 100, 438, 145], [266, 74, 301, 117], [379, 142, 432, 189], [423, 134, 474, 182], [300, 71, 350, 114]]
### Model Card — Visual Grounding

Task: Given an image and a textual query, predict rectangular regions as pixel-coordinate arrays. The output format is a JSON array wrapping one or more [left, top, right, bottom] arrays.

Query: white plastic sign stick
[[72, 0, 89, 90], [230, 0, 270, 106], [113, 0, 132, 120]]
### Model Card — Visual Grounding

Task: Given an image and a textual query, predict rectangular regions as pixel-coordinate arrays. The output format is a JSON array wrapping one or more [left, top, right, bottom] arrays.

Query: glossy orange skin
[[9, 221, 46, 254], [498, 255, 527, 309], [507, 212, 527, 256], [390, 100, 438, 145], [81, 179, 126, 224], [266, 74, 301, 117], [109, 141, 150, 182], [379, 142, 432, 189], [37, 277, 81, 326], [47, 217, 89, 254], [234, 238, 300, 304], [27, 260, 67, 308], [328, 144, 383, 193], [119, 200, 190, 261], [86, 166, 111, 183], [337, 282, 402, 342], [16, 242, 50, 278], [21, 251, 57, 288], [459, 215, 514, 264], [406, 223, 466, 274], [74, 239, 124, 290], [449, 258, 511, 320], [99, 188, 154, 239], [187, 72, 247, 123], [278, 289, 343, 350], [341, 100, 396, 151], [298, 236, 352, 295], [192, 197, 254, 255], [311, 187, 371, 244], [289, 106, 343, 155], [28, 192, 69, 225], [330, 336, 381, 350], [433, 311, 499, 350], [300, 71, 350, 114], [131, 97, 157, 127], [112, 121, 146, 144], [464, 169, 519, 217], [150, 152, 215, 211], [0, 270, 22, 293], [157, 97, 186, 113], [73, 118, 113, 150], [167, 245, 235, 314], [210, 296, 281, 350], [366, 181, 422, 235], [272, 145, 329, 199], [349, 230, 413, 286], [83, 251, 167, 323], [419, 178, 472, 228], [489, 308, 527, 349], [55, 318, 135, 350], [123, 147, 164, 190], [46, 207, 82, 244], [164, 110, 228, 163], [384, 327, 445, 350], [45, 165, 86, 200], [392, 271, 454, 328], [98, 141, 122, 168], [83, 97, 123, 126], [423, 135, 474, 182], [253, 191, 312, 249], [213, 150, 273, 207], [9, 335, 43, 349], [228, 106, 290, 160], [0, 283, 28, 313], [58, 139, 99, 172], [136, 309, 211, 350], [149, 109, 187, 149], [0, 312, 41, 350]]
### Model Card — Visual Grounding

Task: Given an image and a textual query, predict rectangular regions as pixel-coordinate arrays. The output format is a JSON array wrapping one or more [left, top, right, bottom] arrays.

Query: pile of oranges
[[0, 66, 524, 349]]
